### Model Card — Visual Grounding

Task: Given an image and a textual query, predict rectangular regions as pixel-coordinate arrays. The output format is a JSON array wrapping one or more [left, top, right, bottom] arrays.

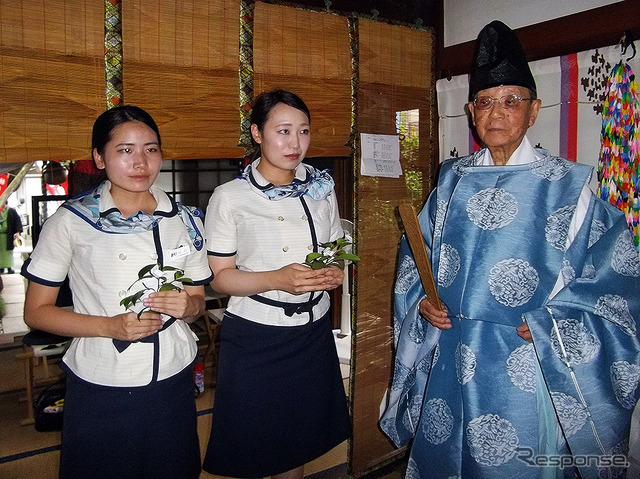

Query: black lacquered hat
[[469, 20, 537, 100]]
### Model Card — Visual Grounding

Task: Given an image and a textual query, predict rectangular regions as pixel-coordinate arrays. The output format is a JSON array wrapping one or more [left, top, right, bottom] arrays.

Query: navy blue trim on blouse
[[248, 292, 324, 318], [207, 250, 237, 257], [299, 195, 318, 322], [153, 223, 163, 267], [247, 163, 311, 192], [101, 195, 179, 219], [299, 196, 318, 252], [61, 191, 180, 233], [61, 205, 120, 234], [20, 258, 67, 287], [248, 195, 323, 323], [190, 274, 214, 286]]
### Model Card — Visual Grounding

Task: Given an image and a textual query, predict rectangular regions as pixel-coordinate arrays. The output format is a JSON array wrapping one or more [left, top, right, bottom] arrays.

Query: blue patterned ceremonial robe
[[381, 147, 640, 479]]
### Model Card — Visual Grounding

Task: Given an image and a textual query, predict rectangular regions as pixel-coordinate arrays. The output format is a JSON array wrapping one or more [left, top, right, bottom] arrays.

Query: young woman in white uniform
[[202, 90, 351, 479], [22, 105, 212, 479]]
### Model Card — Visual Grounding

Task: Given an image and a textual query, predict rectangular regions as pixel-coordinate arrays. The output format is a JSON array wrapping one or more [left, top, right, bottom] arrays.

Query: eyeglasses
[[473, 94, 533, 111]]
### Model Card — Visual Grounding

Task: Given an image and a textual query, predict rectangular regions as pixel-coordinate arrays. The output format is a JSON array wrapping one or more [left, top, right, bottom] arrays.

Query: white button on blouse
[[204, 164, 343, 326]]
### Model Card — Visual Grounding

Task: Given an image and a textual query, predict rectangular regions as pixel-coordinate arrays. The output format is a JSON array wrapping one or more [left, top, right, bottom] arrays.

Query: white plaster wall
[[443, 0, 623, 47]]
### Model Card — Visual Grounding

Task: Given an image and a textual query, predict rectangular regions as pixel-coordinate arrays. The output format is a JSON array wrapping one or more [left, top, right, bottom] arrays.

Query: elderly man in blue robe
[[381, 20, 640, 479]]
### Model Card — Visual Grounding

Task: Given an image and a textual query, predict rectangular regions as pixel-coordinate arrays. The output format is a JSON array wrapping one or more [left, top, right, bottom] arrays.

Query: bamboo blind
[[359, 20, 433, 88], [0, 0, 104, 163], [351, 19, 434, 476], [122, 0, 243, 160], [253, 2, 351, 158]]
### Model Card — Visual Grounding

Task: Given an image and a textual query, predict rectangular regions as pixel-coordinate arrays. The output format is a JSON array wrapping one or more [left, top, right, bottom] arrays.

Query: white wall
[[443, 0, 623, 47]]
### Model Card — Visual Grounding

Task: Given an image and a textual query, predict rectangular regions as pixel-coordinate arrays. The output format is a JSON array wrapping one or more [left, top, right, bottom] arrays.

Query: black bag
[[34, 383, 65, 432]]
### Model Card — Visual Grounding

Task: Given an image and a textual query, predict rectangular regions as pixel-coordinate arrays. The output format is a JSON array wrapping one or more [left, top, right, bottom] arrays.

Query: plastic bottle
[[194, 362, 204, 394]]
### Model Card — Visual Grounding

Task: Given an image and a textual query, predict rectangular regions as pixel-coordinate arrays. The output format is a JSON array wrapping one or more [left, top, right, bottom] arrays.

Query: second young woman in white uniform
[[203, 90, 351, 479]]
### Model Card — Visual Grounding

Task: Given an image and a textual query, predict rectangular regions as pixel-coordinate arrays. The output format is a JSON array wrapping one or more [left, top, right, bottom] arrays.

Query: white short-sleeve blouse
[[22, 183, 213, 387], [205, 160, 343, 326]]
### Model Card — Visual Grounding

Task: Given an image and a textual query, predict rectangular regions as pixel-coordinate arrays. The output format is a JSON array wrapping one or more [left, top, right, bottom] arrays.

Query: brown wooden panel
[[122, 0, 243, 160], [124, 0, 239, 69], [253, 74, 352, 158], [350, 23, 435, 476], [254, 2, 352, 79], [0, 0, 104, 163], [253, 2, 352, 158], [359, 19, 433, 88], [124, 62, 244, 160]]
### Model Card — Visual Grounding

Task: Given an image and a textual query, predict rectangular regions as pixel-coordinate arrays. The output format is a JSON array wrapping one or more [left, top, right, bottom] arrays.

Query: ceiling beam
[[436, 0, 640, 79]]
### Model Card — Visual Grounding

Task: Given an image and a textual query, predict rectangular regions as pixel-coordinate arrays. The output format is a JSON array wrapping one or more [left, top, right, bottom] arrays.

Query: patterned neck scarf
[[62, 181, 204, 250], [241, 160, 335, 201], [62, 181, 164, 233]]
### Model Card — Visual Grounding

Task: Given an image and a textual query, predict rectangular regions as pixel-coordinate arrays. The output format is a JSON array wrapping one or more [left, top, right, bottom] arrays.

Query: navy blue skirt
[[203, 312, 351, 477], [59, 366, 200, 479]]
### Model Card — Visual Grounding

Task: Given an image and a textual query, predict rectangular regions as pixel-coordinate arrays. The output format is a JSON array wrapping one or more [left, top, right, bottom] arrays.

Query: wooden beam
[[436, 0, 640, 79]]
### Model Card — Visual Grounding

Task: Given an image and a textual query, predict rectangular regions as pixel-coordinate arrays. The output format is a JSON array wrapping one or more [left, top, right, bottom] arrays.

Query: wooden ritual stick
[[398, 203, 444, 311]]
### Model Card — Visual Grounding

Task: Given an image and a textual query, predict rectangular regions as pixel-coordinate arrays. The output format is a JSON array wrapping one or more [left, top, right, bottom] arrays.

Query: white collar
[[99, 181, 171, 214], [479, 136, 543, 166], [250, 158, 307, 186]]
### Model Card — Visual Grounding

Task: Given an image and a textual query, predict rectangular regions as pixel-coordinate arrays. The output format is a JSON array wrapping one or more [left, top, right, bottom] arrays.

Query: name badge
[[168, 244, 190, 259]]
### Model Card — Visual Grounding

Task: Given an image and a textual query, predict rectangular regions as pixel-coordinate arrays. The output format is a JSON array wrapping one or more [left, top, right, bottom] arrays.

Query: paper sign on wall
[[360, 133, 402, 178]]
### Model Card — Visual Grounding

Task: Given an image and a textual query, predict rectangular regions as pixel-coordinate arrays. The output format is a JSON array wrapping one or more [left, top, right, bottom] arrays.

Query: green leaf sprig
[[120, 264, 193, 319], [304, 238, 361, 270]]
